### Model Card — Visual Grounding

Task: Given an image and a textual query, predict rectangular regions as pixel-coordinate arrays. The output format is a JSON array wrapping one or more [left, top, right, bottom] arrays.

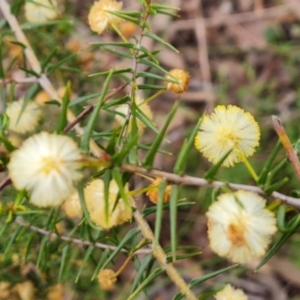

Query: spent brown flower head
[[146, 178, 172, 204]]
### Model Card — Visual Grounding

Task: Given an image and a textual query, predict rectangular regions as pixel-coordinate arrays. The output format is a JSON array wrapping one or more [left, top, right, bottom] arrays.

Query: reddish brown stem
[[0, 177, 12, 191], [272, 115, 300, 183]]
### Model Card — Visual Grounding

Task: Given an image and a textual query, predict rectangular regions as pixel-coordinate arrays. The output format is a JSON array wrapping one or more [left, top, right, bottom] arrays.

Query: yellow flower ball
[[195, 105, 260, 167], [88, 0, 123, 35], [165, 69, 190, 93], [84, 179, 133, 229]]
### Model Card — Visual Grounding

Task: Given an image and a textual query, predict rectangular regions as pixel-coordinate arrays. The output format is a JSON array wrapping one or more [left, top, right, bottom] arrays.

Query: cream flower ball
[[88, 0, 123, 35], [6, 99, 42, 134], [195, 105, 260, 167], [63, 191, 82, 218], [214, 284, 248, 300], [206, 190, 277, 264], [84, 179, 133, 230], [115, 97, 153, 135], [8, 132, 82, 207], [25, 0, 58, 23]]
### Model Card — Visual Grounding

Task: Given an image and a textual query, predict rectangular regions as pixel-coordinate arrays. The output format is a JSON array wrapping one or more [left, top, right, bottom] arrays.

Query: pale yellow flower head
[[214, 284, 248, 300], [206, 190, 277, 264], [84, 179, 133, 230], [25, 0, 58, 23], [165, 69, 190, 93], [97, 269, 117, 291], [8, 132, 82, 207], [6, 99, 42, 134], [115, 96, 153, 135], [63, 191, 82, 218], [195, 105, 260, 167], [88, 0, 123, 35]]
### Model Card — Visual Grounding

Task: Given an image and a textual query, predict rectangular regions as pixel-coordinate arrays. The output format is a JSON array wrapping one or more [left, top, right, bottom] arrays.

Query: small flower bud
[[165, 69, 190, 93], [146, 178, 171, 204], [97, 269, 117, 291], [119, 21, 138, 38], [35, 91, 51, 105]]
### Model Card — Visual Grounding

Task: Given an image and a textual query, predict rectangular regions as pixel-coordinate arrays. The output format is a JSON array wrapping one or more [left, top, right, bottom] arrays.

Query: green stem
[[141, 90, 165, 106], [111, 23, 129, 43], [239, 151, 258, 182]]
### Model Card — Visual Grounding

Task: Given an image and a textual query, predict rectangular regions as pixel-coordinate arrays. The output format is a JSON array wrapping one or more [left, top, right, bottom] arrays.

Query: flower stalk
[[133, 209, 198, 300], [238, 151, 258, 182]]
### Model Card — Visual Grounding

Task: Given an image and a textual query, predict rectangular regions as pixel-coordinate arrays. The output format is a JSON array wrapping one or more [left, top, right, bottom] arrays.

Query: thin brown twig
[[64, 81, 128, 134], [103, 82, 128, 103], [168, 1, 299, 39], [230, 20, 266, 47], [272, 115, 300, 183], [200, 1, 298, 27], [121, 164, 300, 208], [0, 77, 39, 86], [194, 0, 212, 94], [3, 161, 300, 206], [63, 105, 94, 133], [133, 210, 198, 300], [0, 177, 11, 191], [15, 217, 151, 256]]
